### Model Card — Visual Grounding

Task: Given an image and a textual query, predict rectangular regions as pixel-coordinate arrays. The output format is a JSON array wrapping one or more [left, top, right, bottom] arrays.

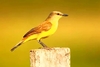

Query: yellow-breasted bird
[[11, 11, 68, 51]]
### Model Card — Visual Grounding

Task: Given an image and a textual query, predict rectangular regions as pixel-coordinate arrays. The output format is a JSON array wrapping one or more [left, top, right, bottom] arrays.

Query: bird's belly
[[37, 24, 58, 40]]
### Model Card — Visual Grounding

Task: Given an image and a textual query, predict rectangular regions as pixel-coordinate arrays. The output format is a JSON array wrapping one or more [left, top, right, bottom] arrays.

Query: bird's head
[[46, 11, 68, 22]]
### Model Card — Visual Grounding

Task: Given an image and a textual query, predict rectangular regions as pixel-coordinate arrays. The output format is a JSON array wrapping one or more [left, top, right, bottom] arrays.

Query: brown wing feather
[[23, 21, 52, 38]]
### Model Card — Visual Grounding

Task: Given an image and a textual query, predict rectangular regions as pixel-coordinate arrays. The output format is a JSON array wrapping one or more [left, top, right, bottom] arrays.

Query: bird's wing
[[23, 21, 52, 38]]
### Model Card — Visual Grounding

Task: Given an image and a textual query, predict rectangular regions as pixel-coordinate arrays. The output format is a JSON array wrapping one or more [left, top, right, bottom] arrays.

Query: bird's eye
[[57, 13, 60, 15]]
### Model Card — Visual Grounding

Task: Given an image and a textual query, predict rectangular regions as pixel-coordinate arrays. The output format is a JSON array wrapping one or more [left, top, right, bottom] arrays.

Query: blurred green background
[[0, 0, 100, 67]]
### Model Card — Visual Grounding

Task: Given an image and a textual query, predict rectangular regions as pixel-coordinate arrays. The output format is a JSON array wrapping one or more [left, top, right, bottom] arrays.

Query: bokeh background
[[0, 0, 100, 67]]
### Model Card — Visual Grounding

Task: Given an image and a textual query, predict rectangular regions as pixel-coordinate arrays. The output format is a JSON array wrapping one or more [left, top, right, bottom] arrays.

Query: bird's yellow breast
[[37, 21, 58, 40]]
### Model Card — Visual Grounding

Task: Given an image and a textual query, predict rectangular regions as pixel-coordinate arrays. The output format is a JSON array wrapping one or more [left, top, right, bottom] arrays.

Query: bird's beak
[[62, 14, 68, 16]]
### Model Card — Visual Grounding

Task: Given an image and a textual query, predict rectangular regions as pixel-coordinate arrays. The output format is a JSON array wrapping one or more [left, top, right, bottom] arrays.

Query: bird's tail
[[11, 40, 23, 51]]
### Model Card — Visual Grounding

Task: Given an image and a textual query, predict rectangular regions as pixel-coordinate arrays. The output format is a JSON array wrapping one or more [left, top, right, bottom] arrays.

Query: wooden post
[[30, 47, 70, 67]]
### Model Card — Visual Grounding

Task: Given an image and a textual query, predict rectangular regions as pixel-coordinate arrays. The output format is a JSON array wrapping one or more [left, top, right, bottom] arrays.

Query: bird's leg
[[38, 40, 51, 50], [38, 40, 48, 47]]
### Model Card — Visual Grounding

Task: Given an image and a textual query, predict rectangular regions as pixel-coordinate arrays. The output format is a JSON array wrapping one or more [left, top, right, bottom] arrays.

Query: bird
[[11, 11, 68, 51]]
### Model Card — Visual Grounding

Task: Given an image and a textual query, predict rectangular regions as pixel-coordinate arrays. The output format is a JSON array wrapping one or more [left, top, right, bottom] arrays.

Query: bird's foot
[[39, 47, 51, 50]]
